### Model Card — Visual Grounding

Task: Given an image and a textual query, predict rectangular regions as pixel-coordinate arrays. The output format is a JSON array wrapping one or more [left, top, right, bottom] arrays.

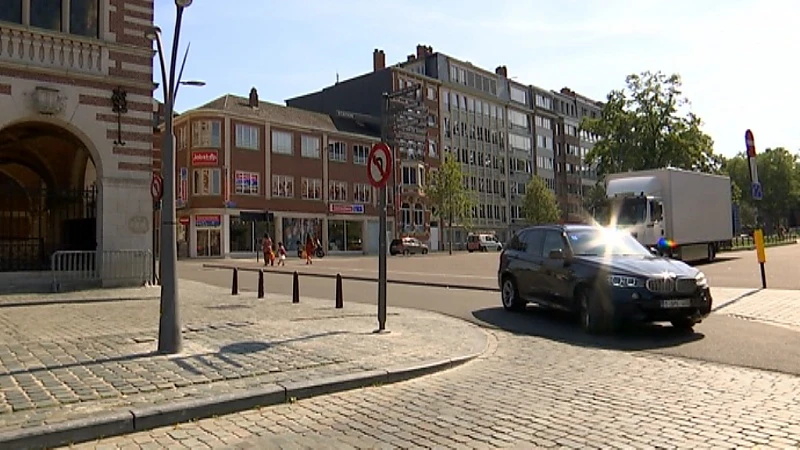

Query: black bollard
[[257, 269, 265, 299], [335, 273, 343, 309], [292, 271, 300, 303], [231, 268, 239, 296]]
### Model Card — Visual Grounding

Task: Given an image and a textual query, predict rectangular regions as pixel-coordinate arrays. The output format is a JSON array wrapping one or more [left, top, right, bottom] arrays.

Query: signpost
[[744, 129, 767, 288], [151, 174, 164, 286], [367, 142, 393, 332]]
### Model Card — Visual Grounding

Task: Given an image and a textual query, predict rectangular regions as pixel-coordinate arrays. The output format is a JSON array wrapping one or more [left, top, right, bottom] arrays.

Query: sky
[[154, 0, 800, 158]]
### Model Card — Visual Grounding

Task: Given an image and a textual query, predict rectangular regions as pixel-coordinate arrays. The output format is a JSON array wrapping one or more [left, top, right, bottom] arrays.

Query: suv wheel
[[670, 317, 697, 331], [501, 277, 525, 312], [579, 288, 612, 334]]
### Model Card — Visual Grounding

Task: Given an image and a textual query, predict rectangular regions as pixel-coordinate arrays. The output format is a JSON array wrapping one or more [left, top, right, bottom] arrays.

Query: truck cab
[[606, 177, 665, 248]]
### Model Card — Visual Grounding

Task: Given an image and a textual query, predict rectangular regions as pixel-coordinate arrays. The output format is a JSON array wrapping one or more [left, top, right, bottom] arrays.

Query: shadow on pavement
[[472, 305, 704, 351], [0, 296, 156, 309], [693, 255, 739, 267]]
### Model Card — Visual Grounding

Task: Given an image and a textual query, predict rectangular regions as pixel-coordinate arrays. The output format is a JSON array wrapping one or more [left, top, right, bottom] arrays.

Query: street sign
[[367, 142, 393, 188], [151, 174, 163, 201], [751, 182, 763, 201], [745, 129, 756, 158]]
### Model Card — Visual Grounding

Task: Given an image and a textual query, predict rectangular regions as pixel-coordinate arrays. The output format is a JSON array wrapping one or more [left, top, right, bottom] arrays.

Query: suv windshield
[[566, 228, 652, 257]]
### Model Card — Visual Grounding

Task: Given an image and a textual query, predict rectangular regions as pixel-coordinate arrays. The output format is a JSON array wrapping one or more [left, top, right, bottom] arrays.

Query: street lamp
[[147, 0, 201, 355]]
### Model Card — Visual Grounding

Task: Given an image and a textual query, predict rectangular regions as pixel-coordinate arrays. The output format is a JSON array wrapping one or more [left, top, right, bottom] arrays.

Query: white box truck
[[605, 168, 733, 262]]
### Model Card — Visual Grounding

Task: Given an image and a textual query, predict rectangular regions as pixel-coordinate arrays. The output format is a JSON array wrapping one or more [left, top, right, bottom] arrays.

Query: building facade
[[167, 89, 389, 258], [286, 47, 441, 248], [0, 0, 154, 280]]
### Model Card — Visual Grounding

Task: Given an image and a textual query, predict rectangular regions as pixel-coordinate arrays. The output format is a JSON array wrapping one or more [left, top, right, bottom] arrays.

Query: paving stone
[[65, 329, 800, 449]]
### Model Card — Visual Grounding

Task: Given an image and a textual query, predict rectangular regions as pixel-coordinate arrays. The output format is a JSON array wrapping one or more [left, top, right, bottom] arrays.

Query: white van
[[466, 233, 503, 252]]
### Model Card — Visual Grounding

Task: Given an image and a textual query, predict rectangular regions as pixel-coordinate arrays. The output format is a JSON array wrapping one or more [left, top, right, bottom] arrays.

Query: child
[[277, 242, 287, 266]]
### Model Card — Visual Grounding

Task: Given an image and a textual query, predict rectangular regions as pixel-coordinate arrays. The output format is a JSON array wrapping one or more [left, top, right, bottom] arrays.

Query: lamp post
[[146, 0, 204, 355]]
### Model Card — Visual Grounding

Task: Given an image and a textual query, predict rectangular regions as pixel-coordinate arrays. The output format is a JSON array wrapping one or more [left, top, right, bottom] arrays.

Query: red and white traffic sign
[[367, 142, 393, 188], [745, 129, 756, 158], [151, 173, 164, 201]]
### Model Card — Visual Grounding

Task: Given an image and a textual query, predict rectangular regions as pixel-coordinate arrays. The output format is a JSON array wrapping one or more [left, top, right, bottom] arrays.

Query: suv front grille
[[646, 277, 698, 294]]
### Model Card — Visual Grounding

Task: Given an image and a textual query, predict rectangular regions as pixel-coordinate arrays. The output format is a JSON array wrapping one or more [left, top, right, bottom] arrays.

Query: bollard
[[257, 269, 265, 299], [292, 271, 300, 304], [231, 268, 239, 296], [335, 273, 343, 309]]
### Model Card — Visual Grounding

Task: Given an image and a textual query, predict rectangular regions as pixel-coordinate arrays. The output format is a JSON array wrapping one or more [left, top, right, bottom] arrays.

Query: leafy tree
[[522, 176, 561, 225], [581, 71, 718, 176], [582, 182, 609, 223], [426, 155, 474, 254]]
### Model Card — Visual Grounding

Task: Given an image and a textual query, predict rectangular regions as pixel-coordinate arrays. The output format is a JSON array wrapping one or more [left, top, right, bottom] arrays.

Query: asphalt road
[[179, 249, 800, 377]]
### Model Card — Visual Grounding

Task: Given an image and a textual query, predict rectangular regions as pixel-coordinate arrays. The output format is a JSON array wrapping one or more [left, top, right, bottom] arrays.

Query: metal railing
[[731, 233, 797, 249], [51, 250, 153, 292]]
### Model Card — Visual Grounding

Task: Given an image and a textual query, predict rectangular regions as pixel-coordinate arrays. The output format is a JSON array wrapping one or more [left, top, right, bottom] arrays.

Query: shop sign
[[178, 217, 190, 226], [195, 214, 221, 227], [192, 150, 218, 166], [329, 203, 365, 214]]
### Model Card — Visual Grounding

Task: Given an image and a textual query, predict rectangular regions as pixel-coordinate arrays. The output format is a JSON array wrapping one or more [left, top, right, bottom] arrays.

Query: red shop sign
[[192, 150, 219, 166]]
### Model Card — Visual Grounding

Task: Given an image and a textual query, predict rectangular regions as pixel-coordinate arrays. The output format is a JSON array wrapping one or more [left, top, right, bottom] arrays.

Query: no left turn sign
[[367, 142, 393, 188]]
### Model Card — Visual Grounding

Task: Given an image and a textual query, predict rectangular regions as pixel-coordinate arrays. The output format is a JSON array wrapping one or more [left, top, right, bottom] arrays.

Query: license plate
[[661, 299, 692, 309]]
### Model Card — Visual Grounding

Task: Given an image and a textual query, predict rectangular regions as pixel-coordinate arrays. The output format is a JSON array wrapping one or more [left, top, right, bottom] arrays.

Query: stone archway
[[0, 121, 101, 271]]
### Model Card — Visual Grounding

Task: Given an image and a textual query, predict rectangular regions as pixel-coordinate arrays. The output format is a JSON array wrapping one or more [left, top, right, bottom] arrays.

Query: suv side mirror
[[548, 249, 565, 260]]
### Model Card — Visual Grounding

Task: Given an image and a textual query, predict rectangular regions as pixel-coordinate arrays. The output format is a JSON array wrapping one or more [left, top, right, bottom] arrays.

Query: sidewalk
[[715, 287, 800, 331], [0, 280, 488, 449]]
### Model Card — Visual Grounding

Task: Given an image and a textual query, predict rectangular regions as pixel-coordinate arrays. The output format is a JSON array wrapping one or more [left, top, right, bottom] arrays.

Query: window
[[70, 0, 98, 37], [301, 135, 320, 158], [535, 116, 552, 130], [192, 120, 221, 148], [235, 124, 259, 150], [402, 166, 418, 185], [177, 127, 188, 150], [508, 110, 529, 129], [510, 86, 527, 104], [0, 0, 22, 24], [509, 134, 531, 151], [427, 86, 436, 100], [329, 141, 347, 162], [31, 0, 61, 31], [535, 94, 553, 110], [300, 178, 322, 200], [192, 168, 221, 196], [354, 183, 372, 203], [234, 171, 259, 195], [413, 203, 424, 227], [329, 180, 348, 202], [271, 175, 294, 198], [353, 144, 369, 165], [541, 231, 566, 258], [401, 203, 412, 229], [271, 130, 293, 155]]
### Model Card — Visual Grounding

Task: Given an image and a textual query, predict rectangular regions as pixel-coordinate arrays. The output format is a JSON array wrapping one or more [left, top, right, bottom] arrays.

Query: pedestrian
[[304, 235, 315, 265], [262, 234, 273, 267], [277, 242, 287, 266]]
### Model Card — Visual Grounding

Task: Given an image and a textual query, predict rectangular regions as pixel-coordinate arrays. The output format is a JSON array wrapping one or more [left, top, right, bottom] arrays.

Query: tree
[[522, 176, 561, 225], [583, 182, 609, 223], [426, 155, 474, 254], [581, 71, 719, 176]]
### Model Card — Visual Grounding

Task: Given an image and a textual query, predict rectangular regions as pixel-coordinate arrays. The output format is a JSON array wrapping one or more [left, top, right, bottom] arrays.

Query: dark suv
[[497, 224, 712, 333]]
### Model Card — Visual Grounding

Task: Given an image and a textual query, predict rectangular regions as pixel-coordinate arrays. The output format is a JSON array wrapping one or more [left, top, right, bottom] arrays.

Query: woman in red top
[[304, 235, 315, 265], [262, 234, 274, 266]]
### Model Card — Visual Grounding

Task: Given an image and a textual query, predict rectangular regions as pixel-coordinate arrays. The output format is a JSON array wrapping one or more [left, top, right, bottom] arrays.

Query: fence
[[51, 249, 153, 292], [731, 233, 797, 249]]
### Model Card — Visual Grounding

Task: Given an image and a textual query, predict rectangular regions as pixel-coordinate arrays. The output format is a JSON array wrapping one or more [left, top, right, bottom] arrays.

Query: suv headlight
[[608, 275, 644, 288], [695, 271, 708, 288]]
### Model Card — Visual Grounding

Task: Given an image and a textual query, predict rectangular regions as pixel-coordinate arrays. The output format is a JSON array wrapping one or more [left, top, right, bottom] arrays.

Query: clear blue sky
[[154, 0, 799, 158]]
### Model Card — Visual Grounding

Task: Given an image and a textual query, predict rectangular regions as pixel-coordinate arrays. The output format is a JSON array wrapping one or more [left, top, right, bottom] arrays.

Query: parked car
[[467, 233, 503, 252], [497, 224, 712, 334], [390, 237, 429, 255]]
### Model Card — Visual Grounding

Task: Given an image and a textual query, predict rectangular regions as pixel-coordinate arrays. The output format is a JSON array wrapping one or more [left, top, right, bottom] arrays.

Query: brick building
[[0, 0, 154, 283], [167, 89, 387, 258]]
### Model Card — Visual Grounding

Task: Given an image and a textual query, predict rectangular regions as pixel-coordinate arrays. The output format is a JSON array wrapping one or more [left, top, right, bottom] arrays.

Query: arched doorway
[[0, 122, 99, 271]]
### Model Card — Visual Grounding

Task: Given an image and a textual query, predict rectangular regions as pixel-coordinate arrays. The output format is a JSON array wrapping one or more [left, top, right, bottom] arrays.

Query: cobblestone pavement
[[69, 325, 800, 449], [0, 280, 486, 436], [719, 288, 800, 330]]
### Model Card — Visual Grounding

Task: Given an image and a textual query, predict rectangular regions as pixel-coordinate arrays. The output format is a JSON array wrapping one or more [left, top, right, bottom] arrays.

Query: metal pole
[[152, 201, 158, 284], [157, 4, 187, 355], [377, 93, 389, 332]]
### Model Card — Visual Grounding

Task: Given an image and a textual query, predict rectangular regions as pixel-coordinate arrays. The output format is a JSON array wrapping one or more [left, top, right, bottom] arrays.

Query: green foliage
[[582, 182, 610, 223], [522, 177, 561, 225], [581, 71, 719, 177], [426, 155, 475, 248], [722, 147, 800, 229]]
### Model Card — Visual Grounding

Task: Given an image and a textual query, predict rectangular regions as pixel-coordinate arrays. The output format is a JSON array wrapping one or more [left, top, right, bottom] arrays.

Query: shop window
[[327, 220, 363, 252], [282, 217, 322, 252]]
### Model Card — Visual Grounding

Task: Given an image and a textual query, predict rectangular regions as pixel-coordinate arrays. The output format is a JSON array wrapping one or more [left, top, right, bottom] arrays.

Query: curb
[[0, 353, 481, 450], [202, 263, 500, 293]]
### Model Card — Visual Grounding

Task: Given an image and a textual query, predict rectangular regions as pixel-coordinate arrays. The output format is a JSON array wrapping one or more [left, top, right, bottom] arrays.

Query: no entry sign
[[367, 142, 392, 189]]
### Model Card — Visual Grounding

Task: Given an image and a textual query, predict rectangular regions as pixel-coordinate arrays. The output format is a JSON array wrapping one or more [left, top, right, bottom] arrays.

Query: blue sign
[[180, 167, 188, 178], [751, 182, 763, 201]]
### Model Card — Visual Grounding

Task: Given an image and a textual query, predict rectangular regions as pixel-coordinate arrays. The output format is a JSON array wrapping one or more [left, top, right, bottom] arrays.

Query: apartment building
[[0, 0, 154, 281], [530, 86, 558, 226], [286, 47, 442, 248], [167, 89, 386, 258]]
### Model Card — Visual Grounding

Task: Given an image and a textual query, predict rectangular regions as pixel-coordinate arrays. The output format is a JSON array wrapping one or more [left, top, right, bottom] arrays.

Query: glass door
[[196, 229, 222, 257]]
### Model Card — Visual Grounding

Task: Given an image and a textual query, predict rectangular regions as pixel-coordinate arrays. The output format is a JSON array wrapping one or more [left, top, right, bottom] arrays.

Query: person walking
[[277, 242, 287, 266], [304, 235, 315, 265], [262, 234, 274, 267]]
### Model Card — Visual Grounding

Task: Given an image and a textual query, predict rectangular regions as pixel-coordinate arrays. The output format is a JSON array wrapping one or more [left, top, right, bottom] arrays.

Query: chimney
[[407, 54, 415, 62], [248, 87, 258, 107], [373, 49, 386, 72], [495, 65, 508, 78]]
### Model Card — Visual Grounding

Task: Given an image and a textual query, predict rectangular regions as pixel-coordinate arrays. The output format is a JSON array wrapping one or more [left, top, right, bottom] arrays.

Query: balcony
[[0, 24, 106, 76]]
